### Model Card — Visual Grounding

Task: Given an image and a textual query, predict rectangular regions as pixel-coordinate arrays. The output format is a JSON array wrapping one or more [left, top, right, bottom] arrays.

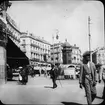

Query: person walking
[[50, 64, 58, 89], [79, 51, 97, 105], [20, 65, 29, 85]]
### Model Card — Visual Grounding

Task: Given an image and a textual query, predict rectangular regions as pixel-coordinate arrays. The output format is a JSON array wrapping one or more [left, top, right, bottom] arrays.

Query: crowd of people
[[6, 51, 105, 104]]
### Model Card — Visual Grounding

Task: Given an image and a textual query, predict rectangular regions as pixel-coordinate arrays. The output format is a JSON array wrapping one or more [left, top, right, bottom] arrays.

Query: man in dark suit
[[79, 51, 97, 105], [50, 64, 58, 88]]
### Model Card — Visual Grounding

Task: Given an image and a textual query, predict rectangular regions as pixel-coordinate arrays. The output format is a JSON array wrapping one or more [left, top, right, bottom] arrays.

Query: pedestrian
[[50, 64, 58, 89], [79, 51, 97, 105], [95, 63, 102, 83], [20, 65, 29, 85], [44, 65, 47, 77], [96, 63, 105, 101], [7, 64, 13, 80]]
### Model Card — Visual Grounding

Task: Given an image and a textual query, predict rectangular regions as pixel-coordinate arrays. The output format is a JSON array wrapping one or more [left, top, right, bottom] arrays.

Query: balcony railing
[[30, 43, 40, 48]]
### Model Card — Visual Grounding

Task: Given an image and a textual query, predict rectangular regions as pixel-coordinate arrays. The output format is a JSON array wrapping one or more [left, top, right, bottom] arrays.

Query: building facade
[[20, 32, 51, 65], [92, 47, 105, 65], [95, 47, 105, 65], [6, 13, 21, 47], [62, 41, 72, 64], [71, 44, 81, 65], [50, 42, 63, 64], [51, 40, 81, 65], [62, 40, 81, 65]]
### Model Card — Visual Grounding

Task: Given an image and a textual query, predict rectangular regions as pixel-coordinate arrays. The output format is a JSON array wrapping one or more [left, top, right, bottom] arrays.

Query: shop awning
[[6, 36, 29, 68]]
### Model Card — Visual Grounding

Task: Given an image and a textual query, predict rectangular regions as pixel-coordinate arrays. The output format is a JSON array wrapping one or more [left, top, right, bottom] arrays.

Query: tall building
[[20, 32, 51, 65], [6, 13, 21, 47], [50, 42, 63, 64], [5, 13, 29, 68], [62, 40, 81, 65], [51, 40, 81, 65]]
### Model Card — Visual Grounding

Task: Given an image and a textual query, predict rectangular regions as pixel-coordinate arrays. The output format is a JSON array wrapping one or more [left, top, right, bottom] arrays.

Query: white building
[[20, 32, 51, 65]]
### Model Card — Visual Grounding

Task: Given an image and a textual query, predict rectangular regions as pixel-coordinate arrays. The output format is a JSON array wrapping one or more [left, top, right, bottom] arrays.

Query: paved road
[[0, 75, 104, 105]]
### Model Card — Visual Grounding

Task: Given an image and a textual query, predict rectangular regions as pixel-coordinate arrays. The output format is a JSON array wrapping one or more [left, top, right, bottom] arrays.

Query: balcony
[[30, 58, 39, 62], [21, 43, 26, 46], [30, 43, 40, 48], [31, 50, 39, 55]]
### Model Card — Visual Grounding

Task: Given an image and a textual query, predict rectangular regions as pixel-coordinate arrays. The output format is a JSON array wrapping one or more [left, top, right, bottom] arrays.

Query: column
[[0, 19, 7, 84], [0, 46, 6, 84]]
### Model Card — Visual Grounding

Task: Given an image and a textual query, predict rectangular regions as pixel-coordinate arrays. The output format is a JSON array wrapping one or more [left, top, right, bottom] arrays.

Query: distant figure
[[44, 66, 47, 77], [20, 66, 29, 85], [79, 51, 97, 105], [50, 64, 58, 89], [7, 64, 13, 80], [30, 66, 35, 77], [96, 63, 105, 101]]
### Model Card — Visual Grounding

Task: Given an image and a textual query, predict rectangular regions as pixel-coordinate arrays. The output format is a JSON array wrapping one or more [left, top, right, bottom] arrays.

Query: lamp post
[[88, 16, 92, 62]]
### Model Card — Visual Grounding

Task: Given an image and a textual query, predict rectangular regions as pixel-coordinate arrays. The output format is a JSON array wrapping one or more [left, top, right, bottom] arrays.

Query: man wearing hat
[[50, 63, 58, 88], [79, 51, 97, 105]]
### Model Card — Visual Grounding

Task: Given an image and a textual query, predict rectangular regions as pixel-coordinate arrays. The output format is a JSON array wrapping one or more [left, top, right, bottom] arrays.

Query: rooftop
[[62, 39, 71, 47], [20, 32, 51, 45]]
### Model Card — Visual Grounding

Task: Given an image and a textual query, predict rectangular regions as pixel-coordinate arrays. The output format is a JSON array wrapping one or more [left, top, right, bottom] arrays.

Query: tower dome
[[62, 39, 71, 47]]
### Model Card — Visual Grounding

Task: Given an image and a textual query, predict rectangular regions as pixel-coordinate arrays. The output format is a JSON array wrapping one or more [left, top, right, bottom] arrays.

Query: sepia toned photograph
[[0, 0, 104, 105]]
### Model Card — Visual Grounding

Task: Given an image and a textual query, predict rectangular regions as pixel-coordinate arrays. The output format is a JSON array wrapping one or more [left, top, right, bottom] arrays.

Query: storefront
[[7, 36, 29, 69]]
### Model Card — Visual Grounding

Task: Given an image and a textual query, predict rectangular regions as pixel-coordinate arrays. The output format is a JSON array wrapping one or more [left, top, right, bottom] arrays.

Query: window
[[74, 56, 76, 60], [23, 39, 25, 44], [98, 54, 101, 57], [56, 57, 58, 60], [23, 46, 25, 48], [68, 53, 71, 56]]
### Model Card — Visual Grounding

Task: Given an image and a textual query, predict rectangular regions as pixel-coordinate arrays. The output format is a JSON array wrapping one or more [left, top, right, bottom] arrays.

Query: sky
[[7, 0, 104, 54]]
